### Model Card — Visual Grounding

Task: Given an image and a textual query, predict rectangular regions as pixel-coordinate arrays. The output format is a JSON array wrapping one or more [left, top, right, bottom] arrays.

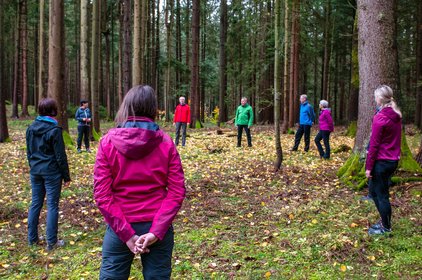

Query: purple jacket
[[94, 117, 186, 242], [366, 107, 402, 171], [319, 109, 334, 132]]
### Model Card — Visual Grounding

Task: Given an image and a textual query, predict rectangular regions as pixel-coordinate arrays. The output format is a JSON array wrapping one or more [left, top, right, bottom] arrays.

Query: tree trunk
[[132, 0, 142, 85], [48, 0, 68, 131], [11, 5, 20, 119], [91, 0, 100, 133], [164, 0, 174, 122], [80, 0, 90, 101], [218, 0, 228, 125], [184, 0, 190, 100], [348, 12, 359, 122], [282, 0, 290, 133], [122, 0, 131, 95], [416, 0, 422, 128], [416, 138, 422, 166], [175, 0, 181, 90], [20, 0, 29, 116], [155, 0, 161, 105], [274, 0, 283, 171], [104, 9, 111, 119], [190, 0, 200, 127], [0, 0, 10, 142], [321, 0, 331, 101]]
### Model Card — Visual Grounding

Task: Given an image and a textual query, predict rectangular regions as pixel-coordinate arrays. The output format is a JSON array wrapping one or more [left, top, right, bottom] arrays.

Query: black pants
[[77, 125, 90, 150], [314, 130, 331, 159], [237, 125, 252, 147], [175, 122, 187, 146], [369, 160, 398, 229], [292, 124, 311, 151]]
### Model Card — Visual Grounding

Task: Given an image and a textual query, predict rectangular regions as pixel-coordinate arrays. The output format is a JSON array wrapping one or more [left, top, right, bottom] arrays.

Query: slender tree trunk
[[282, 0, 290, 132], [20, 0, 29, 116], [91, 0, 100, 132], [155, 0, 161, 104], [0, 0, 10, 142], [132, 0, 142, 85], [104, 16, 111, 119], [184, 0, 190, 100], [175, 0, 181, 90], [48, 0, 68, 131], [190, 0, 200, 127], [122, 0, 131, 95], [416, 138, 422, 166], [118, 1, 123, 105], [416, 0, 422, 128], [80, 0, 90, 101], [321, 0, 331, 101], [348, 12, 359, 122], [274, 0, 283, 171], [150, 0, 156, 92], [164, 0, 174, 122], [200, 2, 206, 122], [11, 6, 20, 119], [218, 0, 228, 125]]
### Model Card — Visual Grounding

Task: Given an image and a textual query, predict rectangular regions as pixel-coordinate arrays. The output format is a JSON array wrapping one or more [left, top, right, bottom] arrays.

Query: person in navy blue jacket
[[291, 94, 315, 152], [75, 100, 92, 153]]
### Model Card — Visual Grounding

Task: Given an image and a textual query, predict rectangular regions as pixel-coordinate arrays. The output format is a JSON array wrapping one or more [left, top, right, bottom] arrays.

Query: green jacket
[[235, 104, 254, 126]]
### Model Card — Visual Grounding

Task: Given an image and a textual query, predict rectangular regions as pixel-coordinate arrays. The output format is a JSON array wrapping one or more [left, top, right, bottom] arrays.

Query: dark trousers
[[28, 173, 62, 246], [369, 160, 398, 229], [314, 130, 331, 159], [100, 222, 174, 280], [77, 125, 90, 149], [237, 125, 252, 147], [175, 122, 187, 146], [292, 124, 311, 151]]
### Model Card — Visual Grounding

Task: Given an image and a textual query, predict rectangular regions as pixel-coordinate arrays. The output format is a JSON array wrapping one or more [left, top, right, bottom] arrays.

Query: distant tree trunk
[[355, 0, 398, 152], [48, 0, 68, 131], [190, 0, 200, 127], [150, 0, 156, 91], [11, 6, 20, 119], [164, 0, 174, 122], [348, 13, 359, 122], [282, 0, 290, 133], [20, 0, 29, 116], [200, 2, 206, 122], [184, 0, 190, 100], [274, 0, 283, 171], [37, 0, 47, 106], [321, 0, 331, 101], [416, 0, 422, 128], [122, 0, 131, 95], [104, 6, 111, 119], [290, 0, 300, 128], [80, 0, 90, 101], [155, 0, 161, 103], [132, 0, 142, 85], [0, 0, 10, 142], [218, 0, 228, 125], [91, 0, 100, 133], [118, 1, 123, 104], [175, 0, 181, 90]]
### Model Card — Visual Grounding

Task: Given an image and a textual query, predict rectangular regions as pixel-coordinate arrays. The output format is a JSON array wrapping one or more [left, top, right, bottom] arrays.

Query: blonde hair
[[374, 85, 402, 118]]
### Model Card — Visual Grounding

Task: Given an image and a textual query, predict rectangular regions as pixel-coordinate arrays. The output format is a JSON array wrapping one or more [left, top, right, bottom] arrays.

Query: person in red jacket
[[365, 85, 402, 236], [173, 96, 191, 146], [94, 85, 186, 279]]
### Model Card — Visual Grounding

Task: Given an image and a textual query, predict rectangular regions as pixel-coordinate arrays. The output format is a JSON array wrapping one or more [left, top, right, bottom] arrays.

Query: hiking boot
[[47, 239, 65, 251], [368, 226, 391, 236]]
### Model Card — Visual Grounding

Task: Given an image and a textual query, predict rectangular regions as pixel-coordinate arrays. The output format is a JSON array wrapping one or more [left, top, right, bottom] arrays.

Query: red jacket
[[366, 107, 402, 171], [94, 117, 186, 242], [173, 104, 191, 123]]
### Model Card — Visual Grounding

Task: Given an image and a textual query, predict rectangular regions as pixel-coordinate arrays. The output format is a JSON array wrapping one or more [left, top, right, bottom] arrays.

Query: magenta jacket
[[319, 109, 334, 132], [94, 117, 186, 243], [366, 107, 402, 171]]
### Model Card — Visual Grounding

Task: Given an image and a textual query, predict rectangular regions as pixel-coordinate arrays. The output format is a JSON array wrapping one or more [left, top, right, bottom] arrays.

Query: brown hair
[[115, 85, 157, 125], [38, 98, 58, 117]]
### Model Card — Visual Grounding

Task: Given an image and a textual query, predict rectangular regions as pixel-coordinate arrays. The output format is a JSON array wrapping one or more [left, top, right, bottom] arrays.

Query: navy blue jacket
[[26, 116, 70, 182], [75, 107, 92, 126], [299, 101, 315, 126]]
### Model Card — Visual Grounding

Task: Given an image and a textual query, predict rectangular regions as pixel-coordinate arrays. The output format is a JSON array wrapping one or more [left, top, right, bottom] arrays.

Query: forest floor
[[0, 119, 421, 279]]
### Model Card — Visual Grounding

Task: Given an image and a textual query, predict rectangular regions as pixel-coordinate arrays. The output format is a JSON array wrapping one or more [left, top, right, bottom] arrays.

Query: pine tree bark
[[218, 0, 228, 125], [355, 0, 399, 152], [20, 0, 29, 116], [48, 0, 68, 131], [11, 5, 20, 119], [321, 0, 331, 101], [416, 0, 422, 128], [0, 0, 9, 142], [122, 0, 131, 95], [282, 0, 290, 132], [274, 0, 283, 171], [190, 0, 200, 127], [80, 0, 90, 101], [91, 0, 100, 132], [348, 12, 359, 122], [132, 0, 142, 85], [164, 0, 174, 122], [184, 0, 190, 100]]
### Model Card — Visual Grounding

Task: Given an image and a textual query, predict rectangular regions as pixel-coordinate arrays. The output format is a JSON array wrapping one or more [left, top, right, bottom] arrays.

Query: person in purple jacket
[[314, 100, 334, 159], [94, 85, 186, 279], [365, 85, 402, 236]]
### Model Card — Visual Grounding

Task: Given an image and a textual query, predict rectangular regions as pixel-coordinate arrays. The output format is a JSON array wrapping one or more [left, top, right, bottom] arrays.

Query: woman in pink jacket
[[314, 100, 334, 159], [94, 85, 186, 279], [365, 85, 402, 236]]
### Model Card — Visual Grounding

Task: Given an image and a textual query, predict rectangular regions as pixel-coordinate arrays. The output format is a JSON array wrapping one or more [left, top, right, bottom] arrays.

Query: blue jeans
[[175, 122, 187, 146], [100, 222, 174, 280], [314, 130, 331, 159], [28, 173, 62, 246]]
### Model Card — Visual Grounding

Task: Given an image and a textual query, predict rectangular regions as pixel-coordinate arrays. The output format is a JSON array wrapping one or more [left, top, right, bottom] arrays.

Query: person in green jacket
[[235, 97, 254, 147]]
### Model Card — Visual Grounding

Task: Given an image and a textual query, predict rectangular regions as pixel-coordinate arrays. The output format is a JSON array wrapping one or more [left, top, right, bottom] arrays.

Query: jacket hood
[[28, 117, 58, 135], [108, 121, 163, 159], [380, 107, 401, 123]]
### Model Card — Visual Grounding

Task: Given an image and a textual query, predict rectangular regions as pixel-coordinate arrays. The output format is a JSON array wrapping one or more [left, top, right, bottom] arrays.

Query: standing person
[[291, 94, 315, 152], [235, 97, 254, 147], [365, 85, 402, 235], [94, 85, 186, 279], [75, 100, 92, 153], [26, 98, 71, 251], [173, 96, 191, 146], [314, 100, 334, 159]]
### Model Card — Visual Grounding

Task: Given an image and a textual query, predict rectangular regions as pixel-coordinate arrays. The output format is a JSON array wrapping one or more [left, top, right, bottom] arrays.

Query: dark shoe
[[360, 195, 373, 201], [86, 148, 91, 153], [368, 226, 391, 236], [370, 220, 383, 230], [248, 145, 252, 147], [77, 148, 82, 153], [290, 148, 297, 152], [47, 239, 65, 251], [237, 145, 241, 147]]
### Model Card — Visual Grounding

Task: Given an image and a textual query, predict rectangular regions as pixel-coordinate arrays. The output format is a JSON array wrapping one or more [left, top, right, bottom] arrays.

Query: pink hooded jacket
[[366, 107, 402, 171], [94, 117, 186, 242], [318, 109, 334, 132]]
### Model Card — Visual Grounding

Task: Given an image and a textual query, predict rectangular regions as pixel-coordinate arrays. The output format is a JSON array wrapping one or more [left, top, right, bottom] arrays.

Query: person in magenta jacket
[[94, 85, 186, 279], [365, 85, 402, 236], [314, 100, 334, 159], [173, 96, 191, 146]]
